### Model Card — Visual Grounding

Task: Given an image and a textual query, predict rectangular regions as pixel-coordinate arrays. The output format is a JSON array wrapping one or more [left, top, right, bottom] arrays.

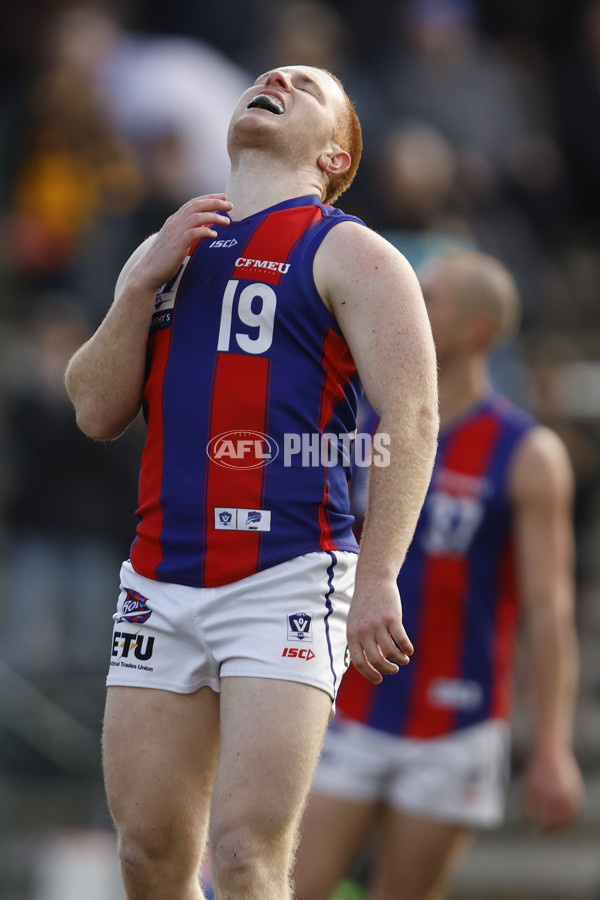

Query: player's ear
[[317, 148, 351, 176]]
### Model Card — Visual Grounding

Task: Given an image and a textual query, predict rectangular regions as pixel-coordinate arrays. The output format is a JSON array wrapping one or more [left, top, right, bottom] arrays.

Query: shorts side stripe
[[323, 551, 338, 694]]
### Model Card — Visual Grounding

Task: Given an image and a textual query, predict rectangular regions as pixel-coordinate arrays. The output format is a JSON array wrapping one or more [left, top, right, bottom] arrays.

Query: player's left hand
[[346, 575, 413, 684], [521, 746, 585, 832]]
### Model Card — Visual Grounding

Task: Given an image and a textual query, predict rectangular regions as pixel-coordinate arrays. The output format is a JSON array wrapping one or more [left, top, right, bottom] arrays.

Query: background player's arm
[[65, 194, 232, 441], [510, 426, 585, 830], [315, 222, 439, 683]]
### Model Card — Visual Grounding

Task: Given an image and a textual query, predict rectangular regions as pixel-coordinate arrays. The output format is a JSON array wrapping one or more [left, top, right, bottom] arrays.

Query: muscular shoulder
[[509, 425, 574, 507], [313, 220, 420, 314]]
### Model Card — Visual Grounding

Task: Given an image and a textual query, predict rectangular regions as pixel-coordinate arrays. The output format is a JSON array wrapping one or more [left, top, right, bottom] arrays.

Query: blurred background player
[[294, 248, 585, 900]]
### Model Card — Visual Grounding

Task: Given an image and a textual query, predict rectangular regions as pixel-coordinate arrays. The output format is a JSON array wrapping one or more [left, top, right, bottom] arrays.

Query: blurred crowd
[[1, 0, 600, 776]]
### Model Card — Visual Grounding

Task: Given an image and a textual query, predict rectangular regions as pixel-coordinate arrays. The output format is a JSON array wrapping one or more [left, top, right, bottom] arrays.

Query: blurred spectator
[[245, 0, 388, 218], [0, 296, 142, 679], [377, 0, 569, 243], [50, 5, 249, 198], [555, 0, 600, 233], [2, 2, 252, 327], [372, 120, 475, 268], [8, 60, 144, 285]]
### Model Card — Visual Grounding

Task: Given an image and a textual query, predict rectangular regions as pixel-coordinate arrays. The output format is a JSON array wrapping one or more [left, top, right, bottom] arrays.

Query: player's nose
[[264, 69, 291, 91]]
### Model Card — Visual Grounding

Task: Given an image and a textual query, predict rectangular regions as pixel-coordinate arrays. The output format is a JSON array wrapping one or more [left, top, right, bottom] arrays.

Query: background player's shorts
[[311, 715, 511, 827], [106, 551, 356, 703]]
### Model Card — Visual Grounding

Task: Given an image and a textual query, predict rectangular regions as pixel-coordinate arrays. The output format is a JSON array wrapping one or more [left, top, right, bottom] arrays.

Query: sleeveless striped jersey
[[338, 394, 536, 738], [130, 195, 365, 587]]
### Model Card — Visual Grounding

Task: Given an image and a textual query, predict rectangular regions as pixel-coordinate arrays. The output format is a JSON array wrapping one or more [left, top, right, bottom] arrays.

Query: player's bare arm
[[65, 194, 232, 441], [510, 426, 585, 831], [315, 221, 439, 683]]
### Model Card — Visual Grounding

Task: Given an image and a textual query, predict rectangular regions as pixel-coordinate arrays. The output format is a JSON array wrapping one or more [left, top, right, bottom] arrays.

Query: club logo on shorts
[[287, 611, 313, 641], [117, 589, 152, 624]]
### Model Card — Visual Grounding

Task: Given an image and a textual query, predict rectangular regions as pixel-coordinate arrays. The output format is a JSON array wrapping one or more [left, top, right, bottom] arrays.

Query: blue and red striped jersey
[[130, 195, 365, 587], [338, 394, 536, 737]]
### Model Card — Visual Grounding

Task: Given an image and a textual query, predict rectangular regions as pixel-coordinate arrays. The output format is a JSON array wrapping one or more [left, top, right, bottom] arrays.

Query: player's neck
[[438, 357, 492, 428], [226, 151, 323, 221]]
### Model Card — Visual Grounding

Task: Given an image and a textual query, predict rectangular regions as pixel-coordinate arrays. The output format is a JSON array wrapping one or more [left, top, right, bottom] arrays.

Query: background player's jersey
[[130, 196, 365, 588], [338, 394, 536, 738]]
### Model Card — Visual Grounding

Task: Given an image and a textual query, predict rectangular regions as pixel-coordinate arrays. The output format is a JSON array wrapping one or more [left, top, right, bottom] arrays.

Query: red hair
[[320, 69, 363, 205]]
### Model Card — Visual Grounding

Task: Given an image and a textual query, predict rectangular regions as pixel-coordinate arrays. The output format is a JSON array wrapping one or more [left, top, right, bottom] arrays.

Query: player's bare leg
[[371, 807, 472, 900], [103, 685, 220, 900], [209, 676, 331, 900], [294, 792, 376, 900]]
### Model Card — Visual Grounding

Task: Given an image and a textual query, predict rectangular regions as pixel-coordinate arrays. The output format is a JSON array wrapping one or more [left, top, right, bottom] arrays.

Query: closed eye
[[295, 77, 324, 102]]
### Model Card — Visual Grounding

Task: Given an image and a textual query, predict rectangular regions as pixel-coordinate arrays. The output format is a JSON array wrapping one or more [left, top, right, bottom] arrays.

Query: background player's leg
[[103, 685, 220, 900], [293, 790, 377, 900], [370, 807, 472, 900], [209, 676, 332, 900]]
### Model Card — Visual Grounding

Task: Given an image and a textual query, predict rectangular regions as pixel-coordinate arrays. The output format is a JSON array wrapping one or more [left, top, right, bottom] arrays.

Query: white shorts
[[311, 715, 511, 827], [106, 552, 356, 701]]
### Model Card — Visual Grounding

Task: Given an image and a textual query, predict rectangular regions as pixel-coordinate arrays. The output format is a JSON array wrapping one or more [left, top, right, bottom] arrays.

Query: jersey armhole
[[300, 214, 366, 334]]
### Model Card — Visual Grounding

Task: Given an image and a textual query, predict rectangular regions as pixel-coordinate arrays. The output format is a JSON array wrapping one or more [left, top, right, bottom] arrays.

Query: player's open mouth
[[247, 94, 284, 115]]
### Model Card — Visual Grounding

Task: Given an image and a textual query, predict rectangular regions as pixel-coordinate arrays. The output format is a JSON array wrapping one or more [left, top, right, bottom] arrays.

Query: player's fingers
[[377, 625, 414, 665], [354, 636, 401, 678], [184, 193, 232, 209], [523, 790, 574, 833], [348, 641, 386, 684]]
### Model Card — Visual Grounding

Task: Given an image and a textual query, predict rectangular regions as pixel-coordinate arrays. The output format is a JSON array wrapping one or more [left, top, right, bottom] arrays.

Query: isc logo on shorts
[[282, 647, 315, 660]]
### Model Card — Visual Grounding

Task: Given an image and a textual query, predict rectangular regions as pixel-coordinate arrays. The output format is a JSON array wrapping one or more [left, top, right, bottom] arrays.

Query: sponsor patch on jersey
[[214, 507, 271, 531], [287, 611, 313, 641], [234, 257, 290, 276], [151, 255, 192, 332], [116, 589, 152, 625], [428, 677, 483, 711]]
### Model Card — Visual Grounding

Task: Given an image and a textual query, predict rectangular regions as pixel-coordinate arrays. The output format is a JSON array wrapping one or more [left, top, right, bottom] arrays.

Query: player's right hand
[[135, 194, 233, 292]]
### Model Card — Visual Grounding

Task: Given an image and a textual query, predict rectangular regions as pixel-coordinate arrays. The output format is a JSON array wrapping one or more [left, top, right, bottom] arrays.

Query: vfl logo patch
[[117, 589, 152, 625], [288, 611, 313, 642], [214, 507, 271, 531]]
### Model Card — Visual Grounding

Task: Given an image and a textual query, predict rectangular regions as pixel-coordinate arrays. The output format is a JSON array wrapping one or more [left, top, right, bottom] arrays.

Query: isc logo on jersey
[[209, 239, 238, 248]]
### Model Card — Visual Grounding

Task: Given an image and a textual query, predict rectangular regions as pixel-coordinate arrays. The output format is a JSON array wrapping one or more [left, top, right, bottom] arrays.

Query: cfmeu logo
[[206, 430, 279, 470]]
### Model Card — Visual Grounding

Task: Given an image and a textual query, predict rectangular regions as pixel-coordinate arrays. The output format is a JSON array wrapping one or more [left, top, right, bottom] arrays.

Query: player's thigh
[[372, 807, 472, 900], [294, 791, 376, 900], [210, 676, 331, 846], [103, 685, 220, 846]]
